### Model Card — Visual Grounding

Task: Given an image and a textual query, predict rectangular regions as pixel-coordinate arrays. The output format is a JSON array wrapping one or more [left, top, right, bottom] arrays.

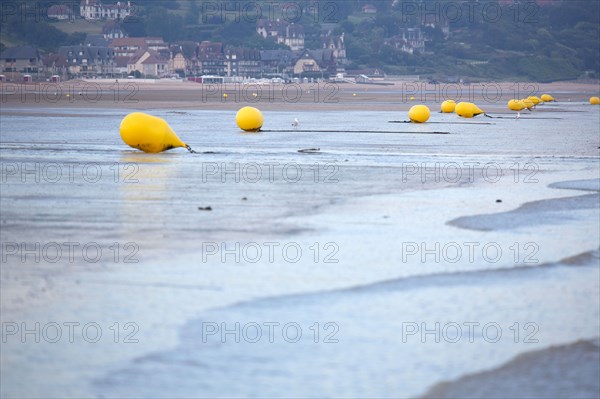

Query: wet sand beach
[[422, 339, 600, 399], [1, 81, 599, 398], [1, 80, 599, 111]]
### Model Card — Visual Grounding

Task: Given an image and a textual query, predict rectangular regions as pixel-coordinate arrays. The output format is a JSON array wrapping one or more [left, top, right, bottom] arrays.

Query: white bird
[[292, 118, 299, 129]]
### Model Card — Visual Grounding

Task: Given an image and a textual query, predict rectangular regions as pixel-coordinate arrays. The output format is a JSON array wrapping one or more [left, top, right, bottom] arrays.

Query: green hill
[[2, 0, 598, 81]]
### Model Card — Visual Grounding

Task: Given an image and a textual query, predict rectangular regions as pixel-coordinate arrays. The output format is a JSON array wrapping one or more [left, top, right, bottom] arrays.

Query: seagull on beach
[[292, 118, 300, 129]]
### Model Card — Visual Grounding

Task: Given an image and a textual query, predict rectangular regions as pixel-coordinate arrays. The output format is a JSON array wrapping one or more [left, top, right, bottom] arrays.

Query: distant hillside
[[1, 0, 598, 81]]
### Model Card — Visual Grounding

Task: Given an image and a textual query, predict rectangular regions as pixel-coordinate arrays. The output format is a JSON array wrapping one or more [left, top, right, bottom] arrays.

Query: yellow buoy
[[508, 99, 526, 111], [455, 102, 484, 118], [440, 100, 456, 113], [528, 96, 542, 105], [353, 93, 357, 97], [120, 112, 188, 153], [408, 105, 431, 123], [590, 96, 600, 105], [541, 94, 555, 102], [223, 93, 228, 99], [522, 98, 535, 109], [410, 96, 416, 101], [236, 106, 264, 132]]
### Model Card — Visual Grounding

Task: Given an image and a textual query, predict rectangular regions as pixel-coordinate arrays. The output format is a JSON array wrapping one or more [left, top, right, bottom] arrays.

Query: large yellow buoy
[[236, 106, 264, 131], [455, 102, 485, 118], [528, 96, 542, 105], [541, 94, 555, 102], [408, 105, 430, 123], [440, 100, 456, 113], [472, 104, 485, 116], [590, 96, 600, 105], [508, 99, 526, 111], [120, 112, 188, 153]]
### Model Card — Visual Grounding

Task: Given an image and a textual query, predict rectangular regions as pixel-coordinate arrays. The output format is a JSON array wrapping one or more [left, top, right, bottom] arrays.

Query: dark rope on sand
[[389, 120, 495, 125], [483, 115, 563, 120], [260, 129, 449, 135], [187, 145, 216, 154]]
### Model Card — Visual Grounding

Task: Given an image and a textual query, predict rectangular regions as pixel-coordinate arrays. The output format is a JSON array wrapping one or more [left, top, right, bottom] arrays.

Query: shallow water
[[1, 104, 599, 398]]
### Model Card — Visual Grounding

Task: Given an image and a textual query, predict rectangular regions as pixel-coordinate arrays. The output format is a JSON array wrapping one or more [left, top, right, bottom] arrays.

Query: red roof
[[128, 50, 166, 65], [141, 54, 165, 65], [115, 56, 130, 67]]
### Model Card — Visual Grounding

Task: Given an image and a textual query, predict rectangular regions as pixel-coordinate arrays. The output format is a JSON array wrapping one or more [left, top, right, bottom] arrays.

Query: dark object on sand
[[198, 206, 212, 211], [298, 148, 321, 153], [496, 199, 503, 203]]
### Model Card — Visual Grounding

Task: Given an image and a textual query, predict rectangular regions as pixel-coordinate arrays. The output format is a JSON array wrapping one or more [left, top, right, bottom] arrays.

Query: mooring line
[[389, 120, 495, 125], [261, 129, 449, 135]]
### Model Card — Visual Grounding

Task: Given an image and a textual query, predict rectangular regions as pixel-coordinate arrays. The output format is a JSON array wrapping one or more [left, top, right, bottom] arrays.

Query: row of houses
[[1, 27, 442, 82], [0, 37, 346, 81]]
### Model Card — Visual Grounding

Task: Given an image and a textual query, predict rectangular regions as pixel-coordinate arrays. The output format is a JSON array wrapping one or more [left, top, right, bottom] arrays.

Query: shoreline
[[1, 81, 598, 111]]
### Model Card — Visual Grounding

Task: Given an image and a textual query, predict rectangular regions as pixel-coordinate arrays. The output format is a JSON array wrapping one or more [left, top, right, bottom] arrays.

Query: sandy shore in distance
[[1, 80, 598, 112]]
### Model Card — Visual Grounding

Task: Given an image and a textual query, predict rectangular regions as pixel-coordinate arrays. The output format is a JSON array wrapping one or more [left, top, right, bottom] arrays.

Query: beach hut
[[0, 75, 5, 82], [51, 75, 61, 83], [23, 74, 32, 83]]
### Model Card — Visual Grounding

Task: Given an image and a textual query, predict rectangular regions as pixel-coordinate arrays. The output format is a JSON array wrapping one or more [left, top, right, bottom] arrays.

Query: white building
[[256, 19, 305, 51], [80, 0, 132, 20]]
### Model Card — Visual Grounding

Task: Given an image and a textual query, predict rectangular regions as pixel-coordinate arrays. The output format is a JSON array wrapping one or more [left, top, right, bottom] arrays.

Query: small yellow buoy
[[590, 96, 600, 105], [528, 96, 542, 105], [408, 105, 430, 123], [522, 98, 535, 110], [541, 94, 555, 102], [223, 93, 228, 99], [352, 93, 357, 97], [508, 99, 526, 111], [120, 112, 188, 153], [440, 100, 456, 113], [236, 106, 264, 132], [410, 96, 416, 101], [455, 102, 484, 118]]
